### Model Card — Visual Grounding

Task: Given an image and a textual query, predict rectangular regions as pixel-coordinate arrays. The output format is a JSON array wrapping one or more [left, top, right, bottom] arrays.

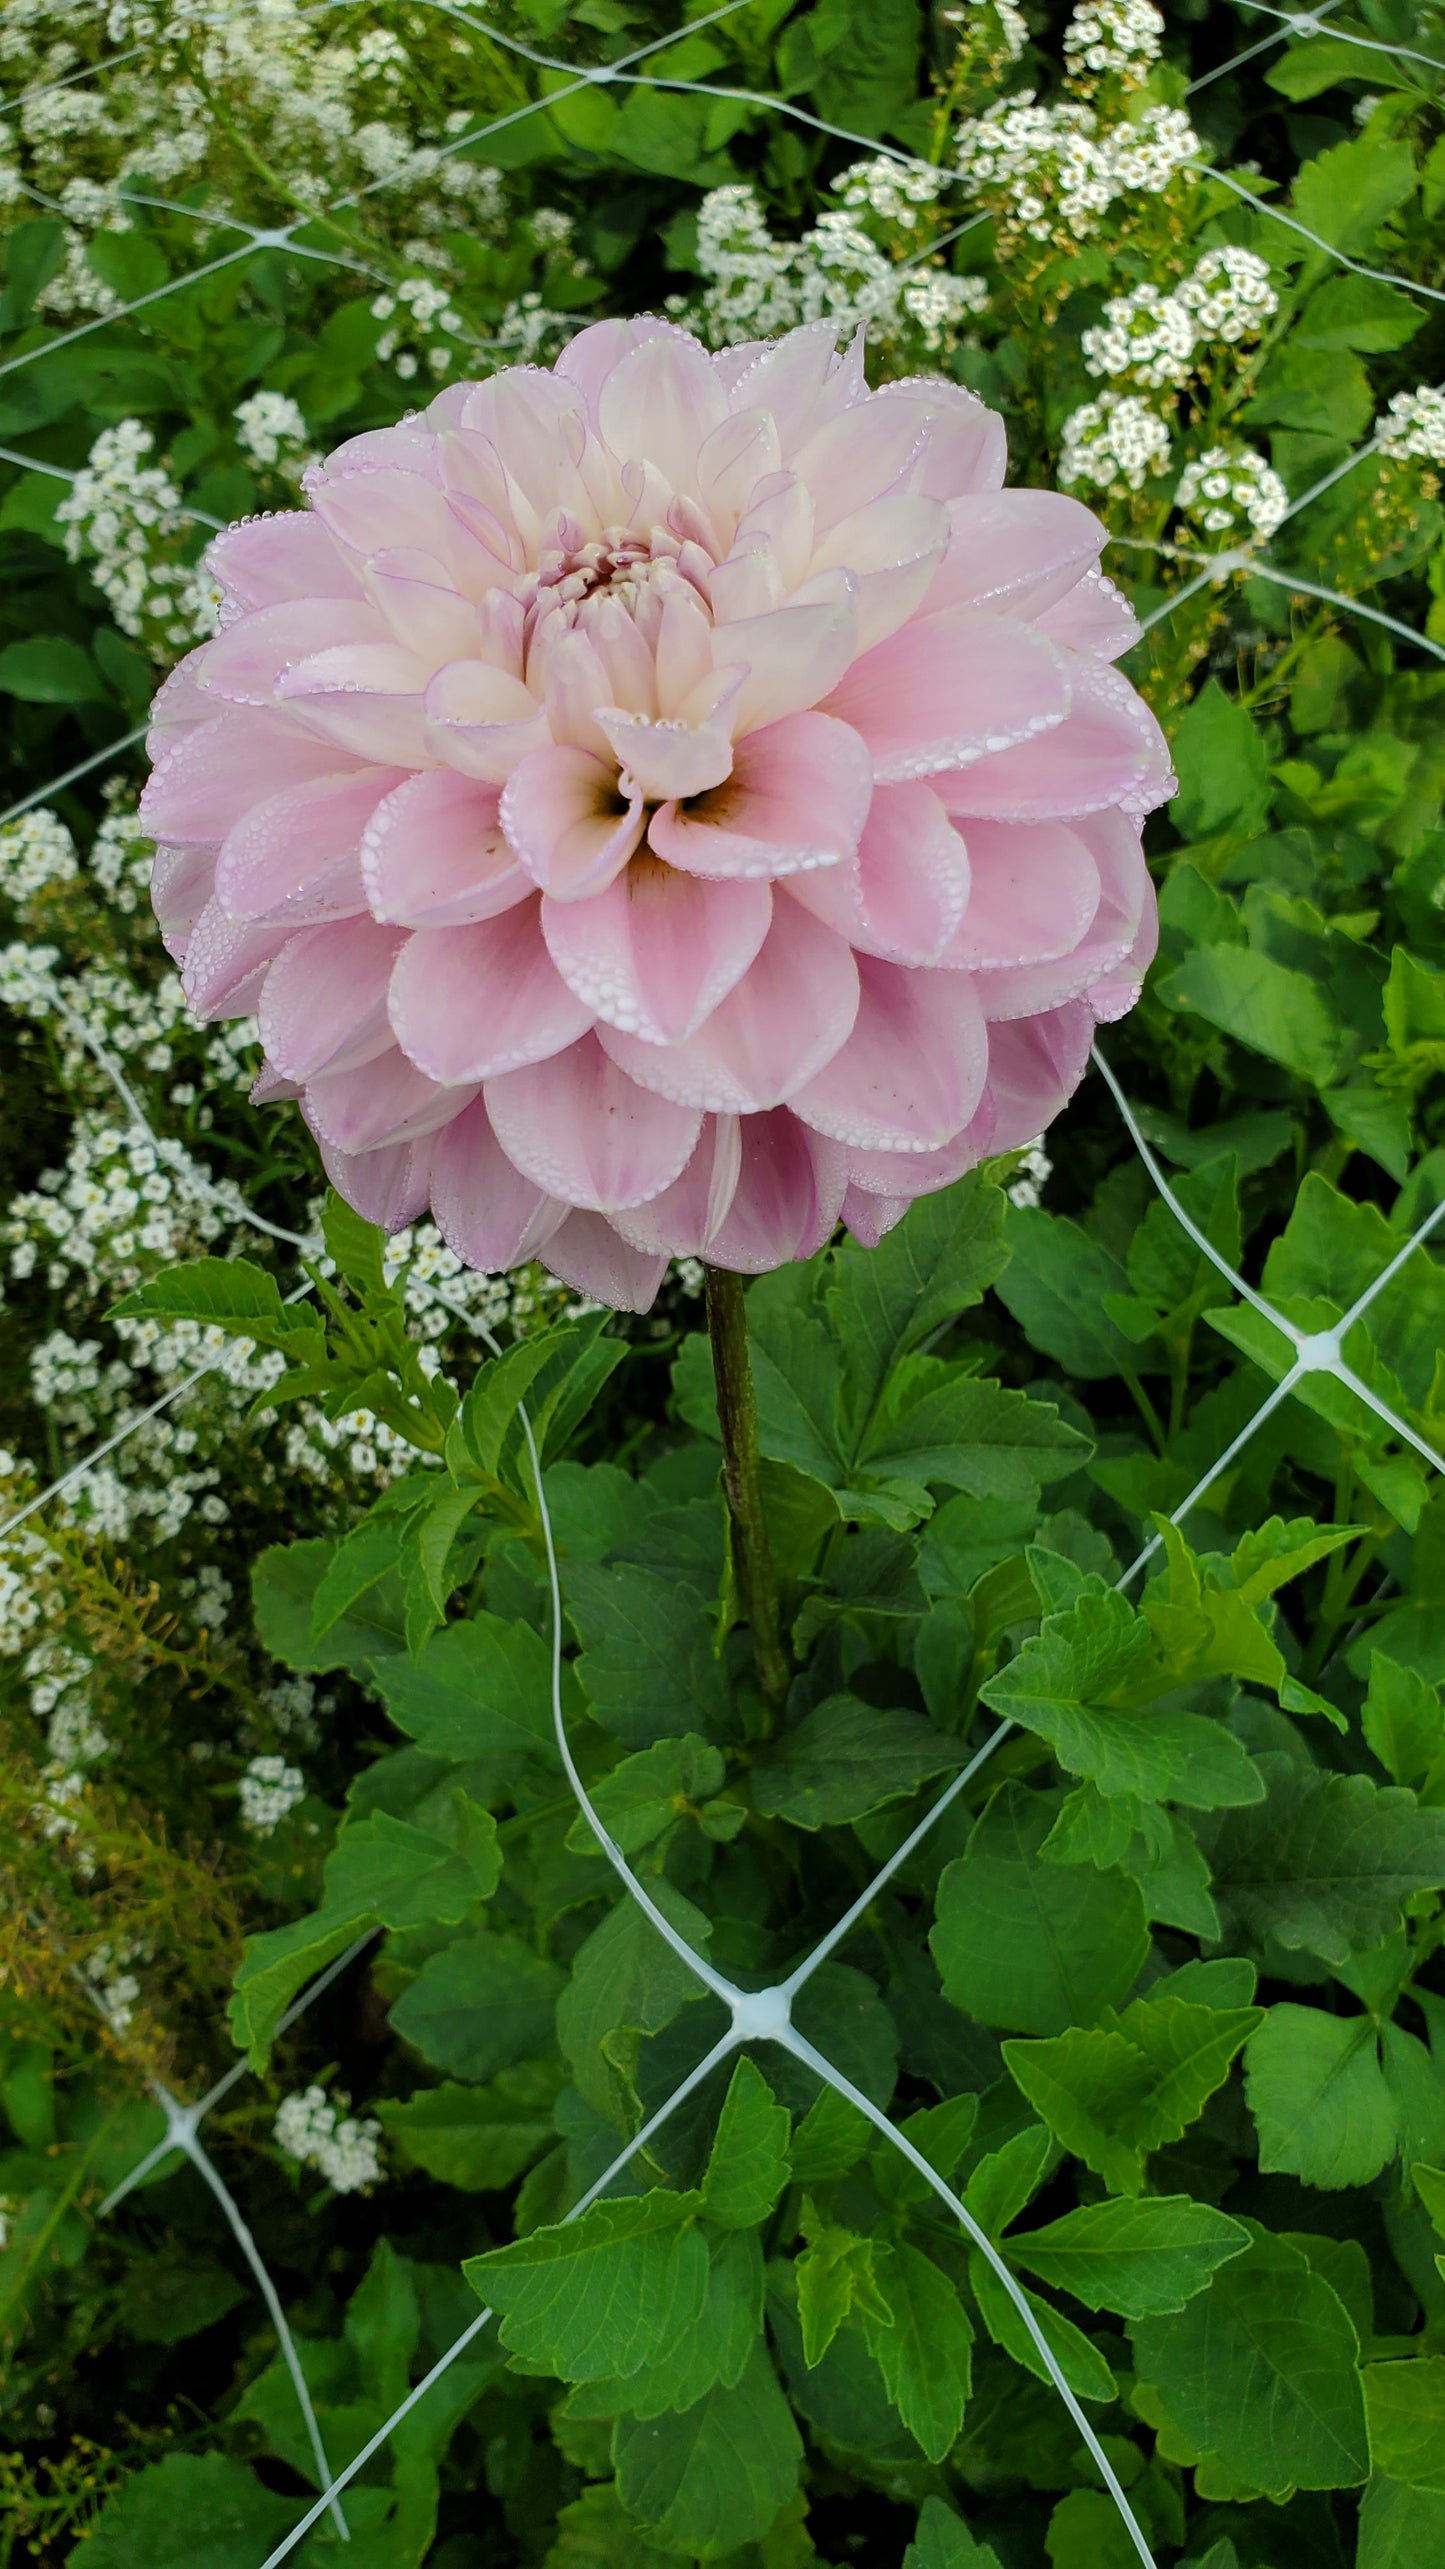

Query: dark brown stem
[[704, 1266, 790, 1723]]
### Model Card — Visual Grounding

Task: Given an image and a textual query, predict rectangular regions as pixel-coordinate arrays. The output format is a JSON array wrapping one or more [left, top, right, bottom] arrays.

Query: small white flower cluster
[[54, 419, 218, 656], [1082, 249, 1277, 390], [239, 1753, 307, 1835], [274, 2084, 385, 2193], [89, 806, 156, 916], [257, 1673, 325, 1749], [1176, 442, 1290, 539], [956, 93, 1197, 243], [370, 273, 465, 381], [83, 1938, 145, 2038], [1063, 0, 1164, 81], [1060, 389, 1172, 494], [492, 292, 583, 368], [1007, 1140, 1054, 1210], [4, 1120, 230, 1299], [689, 176, 987, 354], [233, 390, 316, 479], [29, 1638, 111, 1767], [0, 810, 79, 907], [1376, 385, 1445, 466]]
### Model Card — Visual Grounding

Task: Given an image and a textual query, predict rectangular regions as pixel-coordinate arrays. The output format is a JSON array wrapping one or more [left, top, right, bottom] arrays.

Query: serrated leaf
[[56, 2454, 298, 2569], [371, 1613, 563, 1766], [463, 2190, 707, 2380], [1009, 2194, 1250, 2317], [390, 1931, 564, 2083], [1364, 1653, 1445, 1793], [1199, 1755, 1445, 1963], [796, 2218, 892, 2365], [751, 1695, 965, 1830], [702, 2057, 790, 2231], [1244, 2004, 1397, 2188], [377, 2068, 559, 2192], [566, 1733, 725, 1857], [968, 2255, 1116, 2404], [826, 1172, 1008, 1440], [309, 1509, 409, 1642], [110, 1256, 318, 1349], [611, 2340, 802, 2555], [904, 2495, 1004, 2569], [321, 1796, 500, 1931], [252, 1537, 405, 1679], [566, 1561, 730, 1747], [963, 2123, 1056, 2238], [1003, 1996, 1262, 2194], [932, 1783, 1150, 2035], [556, 1883, 714, 2126], [593, 2227, 765, 2418], [1365, 2359, 1445, 2493], [863, 2240, 973, 2462], [1131, 2226, 1368, 2493], [227, 1915, 370, 2070]]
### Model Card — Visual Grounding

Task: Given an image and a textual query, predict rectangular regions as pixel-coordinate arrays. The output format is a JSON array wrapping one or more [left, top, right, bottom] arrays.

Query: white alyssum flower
[[275, 2085, 385, 2193], [689, 178, 982, 353], [1060, 390, 1172, 493], [0, 810, 79, 905], [83, 1940, 145, 2037], [233, 389, 315, 476], [955, 92, 1197, 242], [1176, 245, 1278, 344], [1063, 0, 1164, 79], [1083, 280, 1198, 388], [239, 1753, 307, 1834], [54, 418, 216, 653], [1176, 442, 1290, 538], [1376, 385, 1445, 465], [1008, 1141, 1054, 1210]]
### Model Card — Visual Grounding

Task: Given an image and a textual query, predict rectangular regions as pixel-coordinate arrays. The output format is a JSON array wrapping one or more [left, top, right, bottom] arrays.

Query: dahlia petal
[[597, 332, 729, 495], [500, 744, 645, 899], [274, 642, 432, 765], [842, 1093, 997, 1198], [388, 902, 592, 1083], [458, 370, 592, 515], [653, 585, 715, 721], [305, 1046, 474, 1154], [936, 658, 1171, 821], [923, 489, 1106, 618], [696, 407, 783, 537], [309, 465, 461, 563], [319, 425, 441, 481], [984, 1003, 1095, 1152], [425, 658, 550, 782], [542, 860, 771, 1044], [821, 606, 1070, 785], [944, 818, 1102, 972], [430, 1094, 568, 1269], [541, 627, 613, 756], [711, 578, 858, 736], [610, 1116, 743, 1256], [315, 1129, 438, 1232], [810, 491, 951, 651], [1035, 565, 1139, 661], [151, 843, 216, 958], [600, 898, 860, 1113], [871, 377, 1008, 500], [486, 1034, 702, 1212], [647, 711, 872, 883], [362, 770, 528, 927], [841, 1187, 911, 1249], [593, 705, 735, 803], [542, 1209, 670, 1315], [196, 600, 385, 706], [140, 711, 358, 846], [788, 782, 972, 966], [969, 811, 1148, 1019], [730, 472, 815, 593], [206, 511, 366, 612], [556, 317, 687, 420], [181, 899, 289, 1018], [726, 325, 864, 462], [363, 548, 482, 665], [792, 404, 931, 533], [147, 653, 214, 742], [705, 1109, 849, 1274], [216, 767, 402, 921], [259, 915, 404, 1081], [792, 954, 989, 1152]]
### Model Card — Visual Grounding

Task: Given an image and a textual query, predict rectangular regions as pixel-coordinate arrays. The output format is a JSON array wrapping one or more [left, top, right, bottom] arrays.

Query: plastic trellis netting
[[3, 6, 1444, 2565]]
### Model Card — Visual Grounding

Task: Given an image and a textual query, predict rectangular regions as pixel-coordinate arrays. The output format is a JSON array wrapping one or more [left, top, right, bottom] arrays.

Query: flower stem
[[704, 1266, 790, 1724]]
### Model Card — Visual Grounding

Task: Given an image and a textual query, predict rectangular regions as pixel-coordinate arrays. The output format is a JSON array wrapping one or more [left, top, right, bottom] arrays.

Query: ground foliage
[[2, 1, 1445, 2564]]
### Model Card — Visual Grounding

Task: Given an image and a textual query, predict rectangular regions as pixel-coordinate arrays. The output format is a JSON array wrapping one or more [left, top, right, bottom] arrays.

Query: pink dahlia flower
[[141, 318, 1172, 1311]]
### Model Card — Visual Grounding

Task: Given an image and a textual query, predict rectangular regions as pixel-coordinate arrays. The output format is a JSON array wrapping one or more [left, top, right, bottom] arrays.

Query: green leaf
[[321, 1797, 500, 1931], [377, 2067, 559, 2192], [964, 2123, 1056, 2239], [862, 1368, 1090, 1500], [1009, 2194, 1250, 2317], [459, 1327, 576, 1478], [1293, 273, 1426, 352], [702, 2058, 790, 2231], [1265, 31, 1386, 98], [251, 1537, 404, 1680], [463, 2189, 707, 2381], [1003, 1995, 1263, 2195], [372, 1614, 564, 1766], [904, 2495, 1004, 2569], [110, 1257, 317, 1348], [1365, 2361, 1445, 2494], [826, 1173, 1008, 1439], [1244, 2004, 1397, 2188], [0, 633, 106, 704], [1357, 2475, 1445, 2569], [1130, 2225, 1368, 2494], [566, 1561, 730, 1746], [1291, 133, 1418, 257], [1199, 1755, 1445, 1964], [309, 1509, 408, 1643], [0, 218, 67, 329], [59, 2454, 298, 2568], [968, 2255, 1116, 2404], [751, 1695, 965, 1830], [1159, 946, 1343, 1085], [611, 2340, 803, 2556], [390, 1930, 564, 2083], [862, 2241, 973, 2462], [227, 1915, 369, 2070], [566, 1733, 725, 1856], [931, 1783, 1150, 2035], [557, 1882, 714, 2125], [320, 1189, 388, 1298], [982, 1589, 1264, 1808], [1170, 678, 1275, 838], [1364, 1653, 1445, 1793], [992, 1208, 1141, 1381]]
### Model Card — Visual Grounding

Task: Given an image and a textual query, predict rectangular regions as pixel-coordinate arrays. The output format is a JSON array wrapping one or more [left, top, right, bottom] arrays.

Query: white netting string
[[1, 7, 1441, 2559]]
